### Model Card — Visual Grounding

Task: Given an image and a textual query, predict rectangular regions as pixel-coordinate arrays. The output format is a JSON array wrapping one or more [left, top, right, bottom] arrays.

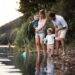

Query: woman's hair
[[39, 9, 46, 18]]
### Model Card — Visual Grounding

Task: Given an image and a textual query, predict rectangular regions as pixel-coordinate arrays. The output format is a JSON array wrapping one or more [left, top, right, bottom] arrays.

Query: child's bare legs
[[47, 44, 54, 58], [47, 45, 54, 74]]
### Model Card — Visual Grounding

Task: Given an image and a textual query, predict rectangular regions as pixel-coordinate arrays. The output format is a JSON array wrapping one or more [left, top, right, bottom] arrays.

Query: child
[[44, 28, 55, 58], [44, 28, 55, 74], [32, 14, 39, 29]]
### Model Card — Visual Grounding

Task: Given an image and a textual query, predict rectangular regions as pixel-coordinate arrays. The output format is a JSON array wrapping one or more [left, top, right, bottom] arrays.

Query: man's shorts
[[55, 29, 67, 40]]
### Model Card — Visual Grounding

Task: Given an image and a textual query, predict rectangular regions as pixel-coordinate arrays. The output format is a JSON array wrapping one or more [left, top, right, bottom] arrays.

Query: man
[[49, 11, 68, 55]]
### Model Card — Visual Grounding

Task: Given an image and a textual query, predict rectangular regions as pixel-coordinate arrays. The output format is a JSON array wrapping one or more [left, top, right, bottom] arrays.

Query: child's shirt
[[32, 19, 38, 28], [44, 34, 55, 45]]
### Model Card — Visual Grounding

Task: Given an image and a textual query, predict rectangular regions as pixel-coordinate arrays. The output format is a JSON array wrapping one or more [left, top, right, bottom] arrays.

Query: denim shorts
[[35, 32, 45, 39]]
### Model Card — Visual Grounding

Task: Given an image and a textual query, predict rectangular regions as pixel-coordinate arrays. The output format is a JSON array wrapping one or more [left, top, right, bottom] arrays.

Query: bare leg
[[60, 38, 65, 55], [41, 44, 47, 68], [35, 37, 41, 75], [35, 52, 41, 75], [47, 45, 52, 58], [55, 40, 60, 55], [37, 35, 47, 74]]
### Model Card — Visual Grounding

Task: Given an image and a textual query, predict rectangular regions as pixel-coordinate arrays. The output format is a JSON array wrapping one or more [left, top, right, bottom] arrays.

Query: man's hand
[[55, 27, 59, 37], [55, 28, 59, 33]]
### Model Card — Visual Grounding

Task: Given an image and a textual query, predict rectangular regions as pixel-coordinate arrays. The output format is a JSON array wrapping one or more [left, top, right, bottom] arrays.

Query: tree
[[19, 0, 56, 14]]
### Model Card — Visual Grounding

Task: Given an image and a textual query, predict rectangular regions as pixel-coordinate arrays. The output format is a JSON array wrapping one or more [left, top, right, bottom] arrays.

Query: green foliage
[[14, 21, 35, 49], [19, 0, 56, 14], [14, 0, 75, 74]]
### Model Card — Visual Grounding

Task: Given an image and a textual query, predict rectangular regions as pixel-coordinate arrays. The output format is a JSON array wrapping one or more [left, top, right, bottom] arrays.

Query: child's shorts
[[47, 44, 54, 50]]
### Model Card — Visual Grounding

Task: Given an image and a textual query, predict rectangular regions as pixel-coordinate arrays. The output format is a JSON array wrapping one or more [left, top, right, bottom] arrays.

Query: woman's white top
[[35, 19, 46, 33]]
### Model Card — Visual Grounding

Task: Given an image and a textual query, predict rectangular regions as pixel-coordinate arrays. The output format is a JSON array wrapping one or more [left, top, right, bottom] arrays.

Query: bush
[[14, 21, 35, 48]]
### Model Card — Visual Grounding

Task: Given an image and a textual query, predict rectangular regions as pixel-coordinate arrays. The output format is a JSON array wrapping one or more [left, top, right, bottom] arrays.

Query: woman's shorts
[[35, 32, 45, 40]]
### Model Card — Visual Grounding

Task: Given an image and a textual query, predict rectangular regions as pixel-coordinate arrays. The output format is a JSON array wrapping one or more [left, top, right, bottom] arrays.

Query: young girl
[[32, 13, 39, 29], [44, 28, 55, 58], [44, 28, 55, 74]]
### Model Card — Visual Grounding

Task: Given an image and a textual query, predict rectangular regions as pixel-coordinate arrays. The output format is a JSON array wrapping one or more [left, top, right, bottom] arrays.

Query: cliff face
[[0, 16, 23, 45], [0, 16, 23, 34]]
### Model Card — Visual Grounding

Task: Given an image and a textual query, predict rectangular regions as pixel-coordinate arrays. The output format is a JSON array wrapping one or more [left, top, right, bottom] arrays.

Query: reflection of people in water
[[35, 9, 47, 75], [44, 28, 55, 74], [21, 47, 27, 64], [22, 51, 27, 60]]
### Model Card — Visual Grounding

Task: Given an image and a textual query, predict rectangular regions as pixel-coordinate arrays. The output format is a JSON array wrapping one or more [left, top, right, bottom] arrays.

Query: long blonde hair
[[39, 9, 46, 19]]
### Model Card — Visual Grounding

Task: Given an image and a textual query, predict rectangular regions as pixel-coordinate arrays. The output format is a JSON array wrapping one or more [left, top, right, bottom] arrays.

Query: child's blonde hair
[[47, 28, 53, 33], [34, 13, 39, 20]]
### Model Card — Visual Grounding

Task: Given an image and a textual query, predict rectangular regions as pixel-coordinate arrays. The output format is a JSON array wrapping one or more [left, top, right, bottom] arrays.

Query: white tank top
[[37, 19, 46, 33]]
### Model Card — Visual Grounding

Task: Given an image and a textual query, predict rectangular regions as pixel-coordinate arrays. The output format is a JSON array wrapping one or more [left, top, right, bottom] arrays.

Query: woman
[[35, 9, 47, 75]]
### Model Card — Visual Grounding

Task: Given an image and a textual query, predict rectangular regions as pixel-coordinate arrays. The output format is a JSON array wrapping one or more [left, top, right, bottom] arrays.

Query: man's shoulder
[[56, 15, 63, 19], [56, 15, 65, 22], [51, 15, 63, 22]]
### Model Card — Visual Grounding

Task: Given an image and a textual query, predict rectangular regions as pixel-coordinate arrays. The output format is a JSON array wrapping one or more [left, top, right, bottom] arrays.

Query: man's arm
[[58, 27, 67, 31]]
